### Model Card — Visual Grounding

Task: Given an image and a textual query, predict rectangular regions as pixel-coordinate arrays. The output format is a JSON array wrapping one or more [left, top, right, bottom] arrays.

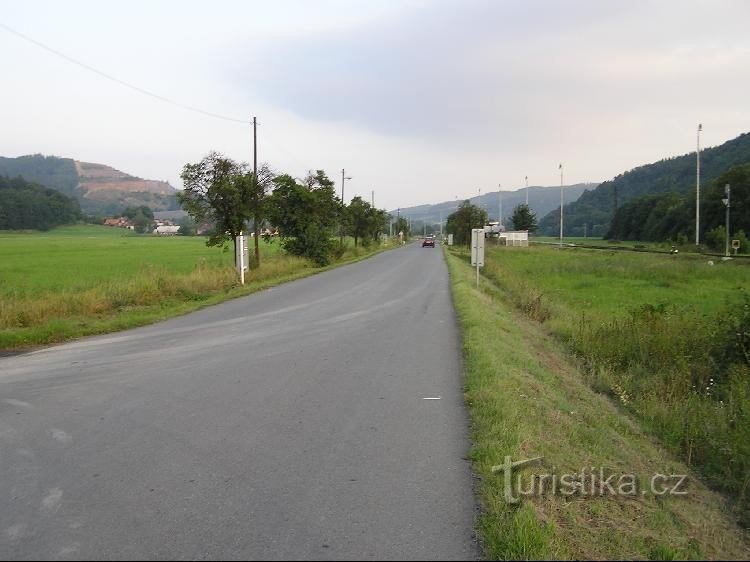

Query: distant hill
[[538, 132, 750, 236], [0, 154, 179, 215], [392, 184, 594, 230]]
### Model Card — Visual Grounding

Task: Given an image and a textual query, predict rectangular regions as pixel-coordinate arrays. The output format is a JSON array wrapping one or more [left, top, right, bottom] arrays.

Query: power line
[[0, 22, 248, 124]]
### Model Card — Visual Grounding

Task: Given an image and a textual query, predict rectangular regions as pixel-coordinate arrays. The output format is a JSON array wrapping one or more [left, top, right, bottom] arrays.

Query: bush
[[283, 225, 334, 266]]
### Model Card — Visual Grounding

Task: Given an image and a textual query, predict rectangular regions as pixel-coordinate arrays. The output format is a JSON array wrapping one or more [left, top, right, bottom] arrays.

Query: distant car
[[422, 237, 435, 247]]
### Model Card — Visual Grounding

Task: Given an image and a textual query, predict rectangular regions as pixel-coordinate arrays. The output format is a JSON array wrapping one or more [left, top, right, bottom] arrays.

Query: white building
[[498, 231, 529, 246], [153, 225, 181, 236]]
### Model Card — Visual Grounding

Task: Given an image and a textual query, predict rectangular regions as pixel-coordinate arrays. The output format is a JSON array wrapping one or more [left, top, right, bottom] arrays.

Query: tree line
[[606, 164, 749, 250], [178, 152, 390, 267], [445, 200, 537, 245], [0, 175, 80, 230]]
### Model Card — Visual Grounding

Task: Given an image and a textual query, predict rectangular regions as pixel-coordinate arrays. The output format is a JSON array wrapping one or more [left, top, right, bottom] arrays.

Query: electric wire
[[0, 22, 248, 124]]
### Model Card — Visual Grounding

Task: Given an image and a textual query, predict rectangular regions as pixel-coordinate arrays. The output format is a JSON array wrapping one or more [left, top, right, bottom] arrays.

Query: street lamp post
[[723, 184, 731, 257], [696, 124, 702, 245], [525, 175, 529, 206], [340, 168, 352, 245], [559, 163, 564, 248], [498, 183, 502, 226]]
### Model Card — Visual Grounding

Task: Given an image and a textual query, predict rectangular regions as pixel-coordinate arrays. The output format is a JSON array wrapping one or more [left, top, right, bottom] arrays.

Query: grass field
[[445, 245, 750, 560], [477, 245, 750, 518], [0, 224, 387, 350]]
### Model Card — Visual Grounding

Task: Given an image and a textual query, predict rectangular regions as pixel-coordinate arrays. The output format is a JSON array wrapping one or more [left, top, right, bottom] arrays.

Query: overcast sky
[[2, 0, 749, 209]]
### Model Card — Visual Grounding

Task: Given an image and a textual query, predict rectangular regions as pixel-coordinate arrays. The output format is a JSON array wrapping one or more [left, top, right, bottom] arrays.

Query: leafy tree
[[176, 215, 198, 236], [393, 217, 409, 239], [266, 171, 341, 265], [345, 197, 390, 247], [446, 200, 487, 246], [510, 204, 538, 232], [121, 205, 153, 220], [347, 196, 371, 247], [120, 205, 155, 233], [701, 164, 750, 242], [178, 152, 259, 258], [369, 208, 389, 242]]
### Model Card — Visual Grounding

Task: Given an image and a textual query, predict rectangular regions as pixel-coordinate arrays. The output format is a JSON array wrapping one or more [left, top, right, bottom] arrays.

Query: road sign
[[732, 239, 740, 255], [447, 234, 454, 246], [471, 228, 485, 288], [471, 229, 485, 266]]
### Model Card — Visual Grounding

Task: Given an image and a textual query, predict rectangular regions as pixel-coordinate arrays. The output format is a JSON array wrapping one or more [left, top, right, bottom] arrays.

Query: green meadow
[[0, 225, 380, 350], [446, 243, 750, 559]]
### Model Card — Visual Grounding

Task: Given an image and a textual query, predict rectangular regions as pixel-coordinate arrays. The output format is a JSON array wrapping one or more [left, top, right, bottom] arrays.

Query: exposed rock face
[[0, 154, 179, 214]]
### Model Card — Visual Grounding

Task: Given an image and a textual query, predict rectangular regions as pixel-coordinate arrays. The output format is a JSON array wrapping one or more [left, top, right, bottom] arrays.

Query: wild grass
[[444, 247, 750, 560], [465, 244, 750, 526], [0, 225, 389, 349]]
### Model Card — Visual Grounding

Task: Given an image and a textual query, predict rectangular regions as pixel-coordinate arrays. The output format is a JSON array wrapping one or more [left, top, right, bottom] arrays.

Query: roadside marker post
[[236, 233, 249, 285], [471, 228, 485, 288]]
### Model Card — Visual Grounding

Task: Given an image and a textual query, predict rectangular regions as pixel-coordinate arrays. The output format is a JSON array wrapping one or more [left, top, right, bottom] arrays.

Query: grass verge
[[444, 246, 750, 560]]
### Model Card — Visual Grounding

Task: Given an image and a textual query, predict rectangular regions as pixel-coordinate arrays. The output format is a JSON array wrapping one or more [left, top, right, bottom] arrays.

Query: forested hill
[[538, 132, 750, 236], [0, 175, 80, 230], [0, 154, 179, 215]]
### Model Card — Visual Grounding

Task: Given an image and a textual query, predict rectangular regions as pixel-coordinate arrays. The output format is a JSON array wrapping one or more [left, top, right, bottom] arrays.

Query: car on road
[[422, 236, 435, 247]]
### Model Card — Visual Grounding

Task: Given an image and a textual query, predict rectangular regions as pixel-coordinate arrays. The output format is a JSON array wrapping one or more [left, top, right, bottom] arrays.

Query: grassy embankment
[[0, 224, 390, 350], [532, 235, 749, 256], [445, 244, 750, 560]]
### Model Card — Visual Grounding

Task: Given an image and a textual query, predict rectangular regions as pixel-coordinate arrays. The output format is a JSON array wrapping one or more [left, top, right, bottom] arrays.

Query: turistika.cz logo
[[491, 456, 689, 504]]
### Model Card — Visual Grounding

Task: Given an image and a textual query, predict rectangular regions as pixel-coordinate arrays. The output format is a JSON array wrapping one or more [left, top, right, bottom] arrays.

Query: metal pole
[[340, 169, 345, 245], [340, 169, 351, 245], [525, 176, 529, 206], [559, 163, 564, 247], [696, 124, 702, 245], [725, 184, 731, 257], [498, 184, 502, 225], [252, 116, 260, 267]]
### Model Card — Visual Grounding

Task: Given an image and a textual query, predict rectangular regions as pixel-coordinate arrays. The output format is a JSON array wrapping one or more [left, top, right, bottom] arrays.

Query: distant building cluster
[[102, 216, 181, 235], [103, 217, 135, 230]]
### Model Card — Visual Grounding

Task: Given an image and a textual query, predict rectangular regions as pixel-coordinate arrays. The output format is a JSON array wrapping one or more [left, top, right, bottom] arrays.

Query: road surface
[[0, 243, 477, 560]]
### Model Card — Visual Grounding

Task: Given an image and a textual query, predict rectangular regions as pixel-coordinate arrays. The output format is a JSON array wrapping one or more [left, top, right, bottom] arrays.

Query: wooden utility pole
[[252, 116, 260, 266]]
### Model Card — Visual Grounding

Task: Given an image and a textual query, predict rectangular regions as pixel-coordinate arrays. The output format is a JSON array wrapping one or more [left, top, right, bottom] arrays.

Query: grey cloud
[[230, 0, 748, 152]]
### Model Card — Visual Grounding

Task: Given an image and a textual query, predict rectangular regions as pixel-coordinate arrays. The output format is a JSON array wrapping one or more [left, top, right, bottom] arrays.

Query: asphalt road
[[0, 242, 477, 560]]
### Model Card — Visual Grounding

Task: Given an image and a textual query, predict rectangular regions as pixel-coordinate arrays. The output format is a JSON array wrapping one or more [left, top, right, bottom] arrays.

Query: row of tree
[[0, 175, 80, 230], [178, 152, 391, 266], [606, 164, 749, 249], [445, 200, 538, 245]]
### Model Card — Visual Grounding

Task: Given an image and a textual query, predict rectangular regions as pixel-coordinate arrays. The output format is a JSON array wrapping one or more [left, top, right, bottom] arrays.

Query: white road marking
[[423, 396, 442, 400]]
